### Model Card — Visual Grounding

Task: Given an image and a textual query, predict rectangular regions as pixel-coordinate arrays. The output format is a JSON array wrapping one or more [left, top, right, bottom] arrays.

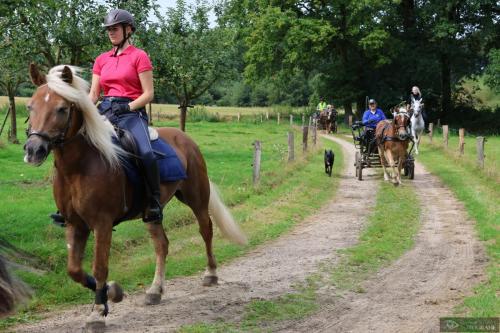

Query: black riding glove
[[112, 102, 131, 115]]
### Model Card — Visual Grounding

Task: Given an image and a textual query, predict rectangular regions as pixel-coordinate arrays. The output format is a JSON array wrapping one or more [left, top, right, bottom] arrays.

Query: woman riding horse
[[51, 9, 162, 224], [24, 9, 247, 331]]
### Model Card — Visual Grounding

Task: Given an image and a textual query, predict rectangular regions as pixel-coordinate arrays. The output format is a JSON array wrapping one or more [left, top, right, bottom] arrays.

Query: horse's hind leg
[[179, 179, 218, 286], [195, 209, 218, 286], [144, 223, 169, 305]]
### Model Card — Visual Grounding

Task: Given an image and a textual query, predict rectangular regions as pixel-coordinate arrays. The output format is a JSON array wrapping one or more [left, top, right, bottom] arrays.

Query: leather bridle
[[25, 102, 78, 149]]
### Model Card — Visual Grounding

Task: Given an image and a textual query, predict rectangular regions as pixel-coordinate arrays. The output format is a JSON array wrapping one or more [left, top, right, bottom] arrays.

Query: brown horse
[[375, 108, 411, 186], [24, 64, 247, 330], [0, 240, 31, 318]]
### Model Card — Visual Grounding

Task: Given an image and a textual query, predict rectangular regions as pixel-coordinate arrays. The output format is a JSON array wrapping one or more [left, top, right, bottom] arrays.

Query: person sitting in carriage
[[360, 99, 386, 152]]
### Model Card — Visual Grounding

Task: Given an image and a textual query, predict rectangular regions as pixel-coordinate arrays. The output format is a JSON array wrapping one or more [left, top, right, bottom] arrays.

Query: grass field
[[0, 118, 343, 328], [417, 138, 499, 317], [424, 129, 499, 182], [0, 96, 307, 124]]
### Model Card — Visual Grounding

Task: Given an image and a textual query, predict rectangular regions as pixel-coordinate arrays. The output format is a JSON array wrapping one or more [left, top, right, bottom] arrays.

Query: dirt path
[[280, 138, 487, 333], [14, 137, 380, 332]]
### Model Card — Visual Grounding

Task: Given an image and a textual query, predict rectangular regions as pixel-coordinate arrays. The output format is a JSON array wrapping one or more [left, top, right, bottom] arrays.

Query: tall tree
[[151, 0, 237, 131]]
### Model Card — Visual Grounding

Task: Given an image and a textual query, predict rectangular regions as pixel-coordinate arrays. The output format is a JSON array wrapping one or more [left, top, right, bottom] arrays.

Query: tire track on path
[[284, 136, 487, 333], [15, 136, 379, 333]]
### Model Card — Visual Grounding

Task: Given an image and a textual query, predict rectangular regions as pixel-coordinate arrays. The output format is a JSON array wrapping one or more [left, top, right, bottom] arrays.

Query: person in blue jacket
[[360, 99, 386, 152], [362, 99, 386, 128]]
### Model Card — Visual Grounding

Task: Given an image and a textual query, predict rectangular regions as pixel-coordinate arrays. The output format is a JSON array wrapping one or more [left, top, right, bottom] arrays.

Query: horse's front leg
[[66, 223, 92, 289], [386, 149, 398, 186], [86, 223, 114, 331], [396, 156, 404, 185], [144, 223, 169, 305], [378, 146, 390, 181]]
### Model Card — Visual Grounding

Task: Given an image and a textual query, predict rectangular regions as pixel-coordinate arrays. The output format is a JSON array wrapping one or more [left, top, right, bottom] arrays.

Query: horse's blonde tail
[[209, 182, 247, 245]]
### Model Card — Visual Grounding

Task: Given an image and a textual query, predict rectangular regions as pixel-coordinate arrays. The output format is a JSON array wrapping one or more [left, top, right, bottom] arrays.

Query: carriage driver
[[51, 9, 162, 225], [360, 99, 386, 149]]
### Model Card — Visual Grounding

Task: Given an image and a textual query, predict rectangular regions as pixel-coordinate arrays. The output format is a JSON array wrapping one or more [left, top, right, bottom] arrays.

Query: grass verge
[[417, 142, 499, 317], [180, 166, 421, 332]]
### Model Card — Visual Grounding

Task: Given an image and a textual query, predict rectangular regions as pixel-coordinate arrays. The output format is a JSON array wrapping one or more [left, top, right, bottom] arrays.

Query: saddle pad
[[115, 137, 187, 224]]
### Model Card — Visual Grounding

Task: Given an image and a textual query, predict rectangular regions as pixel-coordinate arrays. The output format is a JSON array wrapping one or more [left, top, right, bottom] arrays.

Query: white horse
[[410, 98, 425, 154]]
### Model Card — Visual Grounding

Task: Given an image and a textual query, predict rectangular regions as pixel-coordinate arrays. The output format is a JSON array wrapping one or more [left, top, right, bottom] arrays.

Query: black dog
[[324, 149, 335, 177]]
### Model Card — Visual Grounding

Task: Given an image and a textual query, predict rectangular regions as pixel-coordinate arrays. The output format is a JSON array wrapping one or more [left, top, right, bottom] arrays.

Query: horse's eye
[[57, 107, 68, 115]]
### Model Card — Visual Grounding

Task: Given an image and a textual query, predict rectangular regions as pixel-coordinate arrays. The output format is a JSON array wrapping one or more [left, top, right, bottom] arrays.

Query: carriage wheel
[[403, 163, 408, 176], [408, 163, 415, 180]]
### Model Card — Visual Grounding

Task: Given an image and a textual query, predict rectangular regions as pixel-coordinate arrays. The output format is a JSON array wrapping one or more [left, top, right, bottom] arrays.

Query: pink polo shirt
[[92, 45, 153, 100]]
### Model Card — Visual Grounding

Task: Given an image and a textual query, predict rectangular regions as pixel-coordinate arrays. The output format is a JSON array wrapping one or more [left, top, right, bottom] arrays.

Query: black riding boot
[[143, 162, 163, 223], [50, 211, 66, 227]]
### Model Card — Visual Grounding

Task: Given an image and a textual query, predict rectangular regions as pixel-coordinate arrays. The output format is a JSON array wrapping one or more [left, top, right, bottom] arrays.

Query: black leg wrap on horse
[[85, 274, 97, 291], [95, 286, 109, 316]]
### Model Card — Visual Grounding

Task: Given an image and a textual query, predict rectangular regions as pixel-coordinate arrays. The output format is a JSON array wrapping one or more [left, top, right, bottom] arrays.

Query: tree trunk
[[356, 96, 366, 118], [343, 102, 353, 125], [179, 97, 189, 132], [401, 0, 415, 33], [8, 89, 18, 144], [440, 52, 452, 121]]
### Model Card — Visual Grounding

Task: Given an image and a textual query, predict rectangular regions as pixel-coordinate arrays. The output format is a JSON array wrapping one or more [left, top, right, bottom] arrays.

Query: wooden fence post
[[253, 140, 262, 186], [266, 111, 269, 120], [348, 115, 353, 127], [312, 120, 317, 146], [442, 125, 449, 148], [302, 114, 305, 126], [302, 125, 309, 152], [459, 128, 465, 155], [157, 106, 160, 122], [277, 113, 280, 125], [260, 114, 263, 123], [288, 131, 294, 162], [437, 118, 441, 128], [476, 136, 485, 169], [237, 112, 241, 122], [290, 115, 293, 126], [428, 123, 434, 143]]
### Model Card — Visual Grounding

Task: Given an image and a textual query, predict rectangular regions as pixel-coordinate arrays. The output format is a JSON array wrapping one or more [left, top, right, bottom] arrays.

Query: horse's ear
[[61, 66, 73, 84], [29, 63, 46, 86]]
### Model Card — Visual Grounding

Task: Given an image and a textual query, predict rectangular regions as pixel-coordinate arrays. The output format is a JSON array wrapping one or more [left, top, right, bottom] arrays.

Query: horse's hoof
[[107, 281, 124, 303], [202, 275, 218, 286], [144, 293, 161, 305], [85, 318, 106, 333], [393, 182, 399, 187]]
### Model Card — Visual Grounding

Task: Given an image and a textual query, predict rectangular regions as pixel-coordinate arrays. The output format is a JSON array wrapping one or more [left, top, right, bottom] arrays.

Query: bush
[[187, 106, 221, 123]]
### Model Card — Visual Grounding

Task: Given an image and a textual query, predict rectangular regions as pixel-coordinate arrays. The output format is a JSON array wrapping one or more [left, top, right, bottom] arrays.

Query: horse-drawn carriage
[[317, 108, 338, 133], [351, 114, 415, 182]]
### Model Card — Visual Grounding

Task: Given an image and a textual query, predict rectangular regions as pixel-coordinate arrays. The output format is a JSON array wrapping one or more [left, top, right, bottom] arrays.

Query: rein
[[26, 102, 79, 149]]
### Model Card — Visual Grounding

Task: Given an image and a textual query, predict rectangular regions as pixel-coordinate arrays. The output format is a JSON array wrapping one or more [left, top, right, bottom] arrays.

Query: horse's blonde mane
[[46, 65, 123, 169]]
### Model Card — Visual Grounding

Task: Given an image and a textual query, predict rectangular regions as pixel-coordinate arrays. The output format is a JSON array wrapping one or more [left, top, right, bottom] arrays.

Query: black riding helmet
[[103, 9, 136, 56]]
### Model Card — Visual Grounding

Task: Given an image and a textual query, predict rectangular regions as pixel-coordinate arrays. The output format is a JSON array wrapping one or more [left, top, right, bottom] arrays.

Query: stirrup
[[143, 203, 163, 224], [50, 212, 66, 227]]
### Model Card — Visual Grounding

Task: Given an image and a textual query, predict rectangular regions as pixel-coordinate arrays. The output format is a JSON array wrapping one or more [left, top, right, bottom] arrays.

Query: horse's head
[[24, 64, 81, 166], [410, 98, 423, 117], [393, 109, 410, 141]]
